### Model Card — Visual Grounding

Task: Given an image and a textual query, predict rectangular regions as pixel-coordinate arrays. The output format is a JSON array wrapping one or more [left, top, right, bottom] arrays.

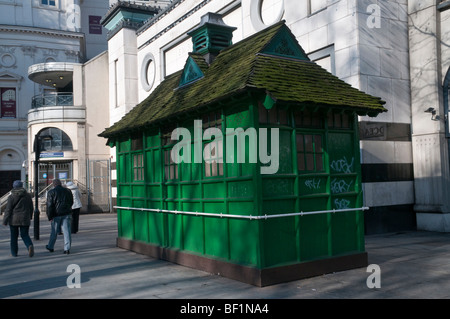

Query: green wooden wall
[[115, 98, 365, 269]]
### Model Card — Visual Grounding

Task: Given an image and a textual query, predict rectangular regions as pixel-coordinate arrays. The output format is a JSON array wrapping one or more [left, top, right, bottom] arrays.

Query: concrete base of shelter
[[117, 237, 368, 287]]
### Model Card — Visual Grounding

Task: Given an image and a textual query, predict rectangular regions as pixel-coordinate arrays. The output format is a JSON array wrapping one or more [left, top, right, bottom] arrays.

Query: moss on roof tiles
[[100, 21, 386, 139]]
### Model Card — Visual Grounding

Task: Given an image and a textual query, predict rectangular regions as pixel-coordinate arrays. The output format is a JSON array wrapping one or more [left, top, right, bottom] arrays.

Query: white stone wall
[[409, 0, 450, 224], [0, 0, 108, 184], [129, 0, 413, 214]]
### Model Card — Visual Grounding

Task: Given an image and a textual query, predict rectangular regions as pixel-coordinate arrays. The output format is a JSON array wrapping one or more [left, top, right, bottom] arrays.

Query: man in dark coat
[[2, 180, 34, 257], [46, 179, 73, 254]]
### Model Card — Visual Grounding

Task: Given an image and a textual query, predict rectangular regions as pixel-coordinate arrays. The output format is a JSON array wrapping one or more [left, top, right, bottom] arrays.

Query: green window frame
[[133, 153, 144, 181], [258, 103, 288, 125], [164, 149, 178, 181], [202, 111, 224, 178], [296, 133, 324, 172]]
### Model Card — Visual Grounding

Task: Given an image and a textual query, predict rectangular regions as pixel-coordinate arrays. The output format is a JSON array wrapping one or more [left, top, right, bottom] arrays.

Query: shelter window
[[296, 133, 324, 172], [202, 111, 222, 129], [164, 149, 178, 180], [202, 111, 223, 177], [327, 112, 352, 130], [131, 136, 143, 151], [204, 139, 223, 177], [161, 125, 177, 146], [133, 154, 144, 181], [259, 104, 288, 125], [294, 109, 323, 129]]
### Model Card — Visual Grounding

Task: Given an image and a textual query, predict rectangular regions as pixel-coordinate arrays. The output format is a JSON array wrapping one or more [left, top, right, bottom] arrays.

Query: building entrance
[[0, 170, 21, 197], [38, 161, 72, 192]]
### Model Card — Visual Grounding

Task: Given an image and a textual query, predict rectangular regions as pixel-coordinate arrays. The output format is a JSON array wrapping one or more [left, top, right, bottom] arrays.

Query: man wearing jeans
[[46, 179, 73, 254]]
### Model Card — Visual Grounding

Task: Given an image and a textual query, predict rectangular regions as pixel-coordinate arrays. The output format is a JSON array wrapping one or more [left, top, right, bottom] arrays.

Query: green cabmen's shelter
[[99, 13, 386, 286]]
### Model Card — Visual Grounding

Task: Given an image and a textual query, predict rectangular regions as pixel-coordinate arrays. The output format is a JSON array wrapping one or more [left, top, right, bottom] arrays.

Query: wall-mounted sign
[[89, 15, 102, 35], [40, 152, 64, 158], [1, 87, 16, 118]]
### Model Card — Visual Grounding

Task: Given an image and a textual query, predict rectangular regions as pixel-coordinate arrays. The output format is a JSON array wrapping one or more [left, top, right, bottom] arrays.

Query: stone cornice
[[137, 0, 214, 49], [0, 24, 84, 39], [438, 1, 450, 12]]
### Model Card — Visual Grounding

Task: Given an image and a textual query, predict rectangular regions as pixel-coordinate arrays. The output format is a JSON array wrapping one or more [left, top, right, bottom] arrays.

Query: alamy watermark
[[367, 4, 381, 29], [170, 120, 280, 175], [66, 4, 81, 30], [66, 264, 81, 289], [366, 264, 381, 289]]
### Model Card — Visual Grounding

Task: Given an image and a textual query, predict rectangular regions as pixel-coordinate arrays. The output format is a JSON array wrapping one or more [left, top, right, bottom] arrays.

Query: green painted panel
[[298, 198, 330, 261], [262, 178, 294, 198], [226, 109, 251, 128], [117, 210, 123, 237], [203, 181, 225, 199], [330, 176, 356, 195], [133, 211, 149, 242], [331, 196, 359, 255], [328, 133, 355, 174], [181, 183, 201, 200], [298, 214, 330, 261], [120, 185, 131, 197], [226, 162, 239, 178], [261, 199, 297, 267], [145, 133, 160, 149], [154, 149, 162, 182], [181, 161, 191, 181], [146, 185, 161, 199], [228, 180, 254, 198], [145, 151, 154, 182], [228, 201, 258, 267], [119, 209, 134, 240], [228, 200, 254, 216], [118, 139, 130, 153], [133, 185, 145, 198], [276, 130, 293, 174], [167, 184, 178, 199], [148, 211, 164, 245], [229, 219, 259, 267], [182, 202, 203, 253], [191, 162, 201, 181], [299, 175, 328, 196], [204, 202, 228, 259], [167, 200, 183, 249]]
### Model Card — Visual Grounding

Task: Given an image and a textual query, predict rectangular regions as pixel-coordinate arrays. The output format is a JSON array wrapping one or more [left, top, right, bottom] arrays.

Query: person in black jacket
[[45, 179, 73, 254], [2, 180, 34, 257]]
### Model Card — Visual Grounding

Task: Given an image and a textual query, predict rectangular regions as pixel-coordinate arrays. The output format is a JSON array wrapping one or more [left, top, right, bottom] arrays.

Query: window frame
[[202, 111, 224, 178], [41, 0, 56, 6]]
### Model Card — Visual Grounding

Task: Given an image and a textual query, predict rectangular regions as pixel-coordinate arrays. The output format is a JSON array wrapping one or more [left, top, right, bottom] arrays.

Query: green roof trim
[[261, 26, 309, 60], [179, 56, 205, 87], [99, 21, 386, 139]]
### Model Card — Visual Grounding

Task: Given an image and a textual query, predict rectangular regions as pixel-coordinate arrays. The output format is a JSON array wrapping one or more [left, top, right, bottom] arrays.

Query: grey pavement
[[1, 213, 450, 299]]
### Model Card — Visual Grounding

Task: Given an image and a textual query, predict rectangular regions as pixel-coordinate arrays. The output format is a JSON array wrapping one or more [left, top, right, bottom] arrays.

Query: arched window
[[444, 68, 450, 137], [37, 127, 73, 152]]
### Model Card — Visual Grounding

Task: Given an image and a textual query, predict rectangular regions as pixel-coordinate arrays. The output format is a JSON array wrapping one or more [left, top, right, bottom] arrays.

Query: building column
[[409, 0, 450, 231]]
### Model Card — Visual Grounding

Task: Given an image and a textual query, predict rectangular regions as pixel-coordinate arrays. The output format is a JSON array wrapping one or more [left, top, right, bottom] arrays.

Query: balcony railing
[[31, 93, 74, 109]]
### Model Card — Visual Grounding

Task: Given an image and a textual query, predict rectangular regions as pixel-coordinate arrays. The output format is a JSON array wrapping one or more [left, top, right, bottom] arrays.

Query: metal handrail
[[114, 206, 369, 220], [31, 92, 74, 109], [0, 179, 86, 214]]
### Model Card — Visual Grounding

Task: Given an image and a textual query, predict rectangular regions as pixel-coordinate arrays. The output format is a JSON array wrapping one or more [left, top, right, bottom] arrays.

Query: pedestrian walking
[[2, 180, 34, 257], [66, 181, 82, 234], [46, 179, 73, 254]]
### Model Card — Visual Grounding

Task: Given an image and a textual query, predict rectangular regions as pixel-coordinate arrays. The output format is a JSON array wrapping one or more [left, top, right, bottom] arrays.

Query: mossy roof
[[99, 21, 386, 139]]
